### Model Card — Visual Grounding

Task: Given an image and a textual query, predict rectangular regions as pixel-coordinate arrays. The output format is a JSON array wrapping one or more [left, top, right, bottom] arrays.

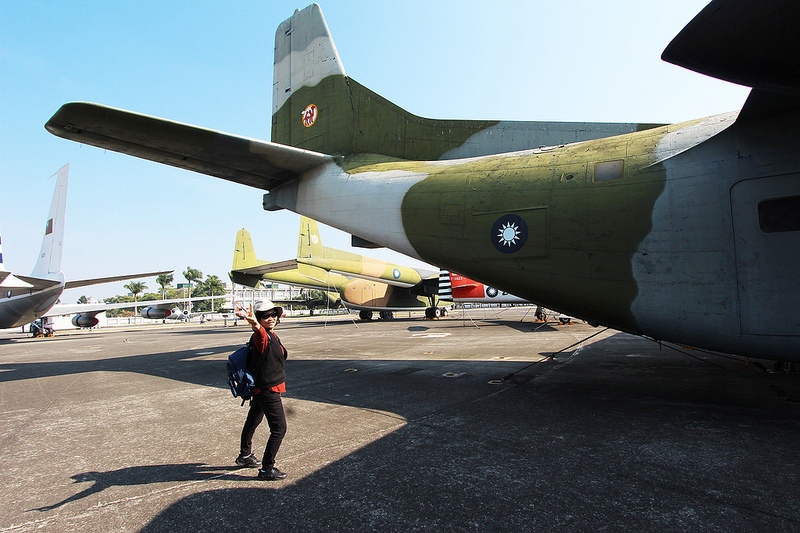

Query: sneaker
[[257, 466, 287, 480], [235, 453, 261, 468]]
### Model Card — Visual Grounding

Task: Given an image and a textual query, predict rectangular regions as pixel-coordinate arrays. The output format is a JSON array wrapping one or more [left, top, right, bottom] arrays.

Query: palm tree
[[203, 275, 225, 312], [156, 273, 174, 299], [124, 281, 147, 316], [182, 266, 203, 300]]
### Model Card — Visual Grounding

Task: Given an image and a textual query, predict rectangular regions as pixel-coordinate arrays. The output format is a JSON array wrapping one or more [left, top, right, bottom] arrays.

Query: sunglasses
[[258, 311, 280, 319]]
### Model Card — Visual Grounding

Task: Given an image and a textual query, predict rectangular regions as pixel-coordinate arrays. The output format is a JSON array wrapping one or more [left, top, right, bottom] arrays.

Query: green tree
[[164, 287, 183, 299], [156, 273, 174, 299], [78, 295, 89, 304], [124, 281, 147, 315], [194, 275, 226, 312], [182, 267, 203, 300], [124, 281, 147, 302], [103, 295, 134, 317], [204, 275, 225, 312]]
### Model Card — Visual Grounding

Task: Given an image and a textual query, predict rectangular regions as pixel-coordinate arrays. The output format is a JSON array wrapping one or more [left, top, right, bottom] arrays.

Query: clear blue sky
[[0, 1, 749, 301]]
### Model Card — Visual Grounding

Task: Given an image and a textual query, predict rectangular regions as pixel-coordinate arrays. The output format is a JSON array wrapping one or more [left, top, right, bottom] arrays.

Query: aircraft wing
[[64, 269, 173, 290], [45, 102, 333, 191], [233, 260, 300, 276], [233, 277, 335, 293], [45, 295, 224, 317], [662, 0, 800, 94], [14, 275, 62, 291], [230, 263, 342, 293]]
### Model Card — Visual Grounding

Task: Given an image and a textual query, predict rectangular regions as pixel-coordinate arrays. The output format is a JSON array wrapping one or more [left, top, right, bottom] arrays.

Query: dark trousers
[[240, 390, 287, 468]]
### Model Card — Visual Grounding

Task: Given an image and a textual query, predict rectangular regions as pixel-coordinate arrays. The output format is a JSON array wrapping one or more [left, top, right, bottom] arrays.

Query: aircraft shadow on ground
[[145, 344, 800, 530], [14, 332, 800, 529], [440, 319, 559, 334]]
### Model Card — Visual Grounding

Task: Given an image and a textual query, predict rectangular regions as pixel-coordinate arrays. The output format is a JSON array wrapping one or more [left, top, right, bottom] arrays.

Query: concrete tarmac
[[1, 309, 800, 532]]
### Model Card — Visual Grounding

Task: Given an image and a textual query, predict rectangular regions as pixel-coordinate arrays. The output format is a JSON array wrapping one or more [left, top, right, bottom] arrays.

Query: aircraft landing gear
[[359, 310, 373, 321], [30, 319, 53, 338], [422, 290, 447, 319], [424, 307, 448, 319], [379, 311, 394, 320]]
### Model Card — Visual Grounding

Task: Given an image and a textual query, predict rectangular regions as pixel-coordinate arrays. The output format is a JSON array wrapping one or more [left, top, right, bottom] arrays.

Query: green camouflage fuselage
[[266, 105, 800, 358], [307, 120, 681, 331]]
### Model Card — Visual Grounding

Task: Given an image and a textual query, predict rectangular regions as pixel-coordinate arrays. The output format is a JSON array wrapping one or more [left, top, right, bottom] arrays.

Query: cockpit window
[[593, 160, 624, 182]]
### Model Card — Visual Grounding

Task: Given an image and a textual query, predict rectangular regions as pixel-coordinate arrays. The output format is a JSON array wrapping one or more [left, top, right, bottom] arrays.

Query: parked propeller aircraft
[[0, 164, 214, 335], [296, 217, 446, 318], [46, 1, 800, 360], [231, 217, 444, 319], [136, 296, 226, 322], [46, 295, 223, 332], [440, 271, 529, 305], [439, 270, 574, 324]]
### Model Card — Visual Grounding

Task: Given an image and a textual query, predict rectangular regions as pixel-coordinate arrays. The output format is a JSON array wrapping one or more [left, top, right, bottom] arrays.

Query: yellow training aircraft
[[231, 218, 444, 320]]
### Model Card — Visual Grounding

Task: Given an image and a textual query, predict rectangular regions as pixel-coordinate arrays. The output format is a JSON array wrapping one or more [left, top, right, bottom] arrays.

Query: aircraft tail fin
[[31, 164, 68, 282], [231, 228, 265, 288], [297, 217, 324, 260], [272, 5, 659, 160], [271, 4, 495, 160]]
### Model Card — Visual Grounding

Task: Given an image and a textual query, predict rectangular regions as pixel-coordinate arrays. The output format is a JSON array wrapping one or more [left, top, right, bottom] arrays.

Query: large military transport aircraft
[[46, 1, 800, 360], [0, 164, 211, 334]]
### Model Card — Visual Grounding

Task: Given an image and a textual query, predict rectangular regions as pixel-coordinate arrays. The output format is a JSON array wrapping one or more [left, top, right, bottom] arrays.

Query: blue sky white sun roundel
[[490, 214, 528, 254]]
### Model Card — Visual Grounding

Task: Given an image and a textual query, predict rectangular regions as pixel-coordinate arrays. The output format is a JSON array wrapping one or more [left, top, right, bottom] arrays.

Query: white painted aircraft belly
[[294, 163, 428, 260]]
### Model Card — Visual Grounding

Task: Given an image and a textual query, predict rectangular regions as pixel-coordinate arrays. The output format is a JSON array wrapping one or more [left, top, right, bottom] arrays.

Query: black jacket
[[248, 331, 287, 388]]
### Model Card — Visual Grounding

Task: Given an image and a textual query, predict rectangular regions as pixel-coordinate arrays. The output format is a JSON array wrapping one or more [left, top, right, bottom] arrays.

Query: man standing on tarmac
[[234, 300, 289, 481]]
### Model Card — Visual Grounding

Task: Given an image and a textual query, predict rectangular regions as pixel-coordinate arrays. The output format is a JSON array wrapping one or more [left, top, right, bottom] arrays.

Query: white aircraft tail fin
[[271, 4, 657, 160], [31, 164, 69, 281], [273, 4, 346, 116], [271, 4, 350, 154]]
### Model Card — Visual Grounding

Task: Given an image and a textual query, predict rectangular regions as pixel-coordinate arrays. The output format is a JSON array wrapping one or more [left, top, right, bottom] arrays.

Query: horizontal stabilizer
[[662, 0, 800, 94], [0, 272, 34, 289], [45, 103, 332, 191], [14, 275, 63, 292]]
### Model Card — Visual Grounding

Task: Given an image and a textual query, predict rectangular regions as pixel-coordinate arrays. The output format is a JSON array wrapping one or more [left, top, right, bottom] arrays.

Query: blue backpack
[[226, 345, 255, 405]]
